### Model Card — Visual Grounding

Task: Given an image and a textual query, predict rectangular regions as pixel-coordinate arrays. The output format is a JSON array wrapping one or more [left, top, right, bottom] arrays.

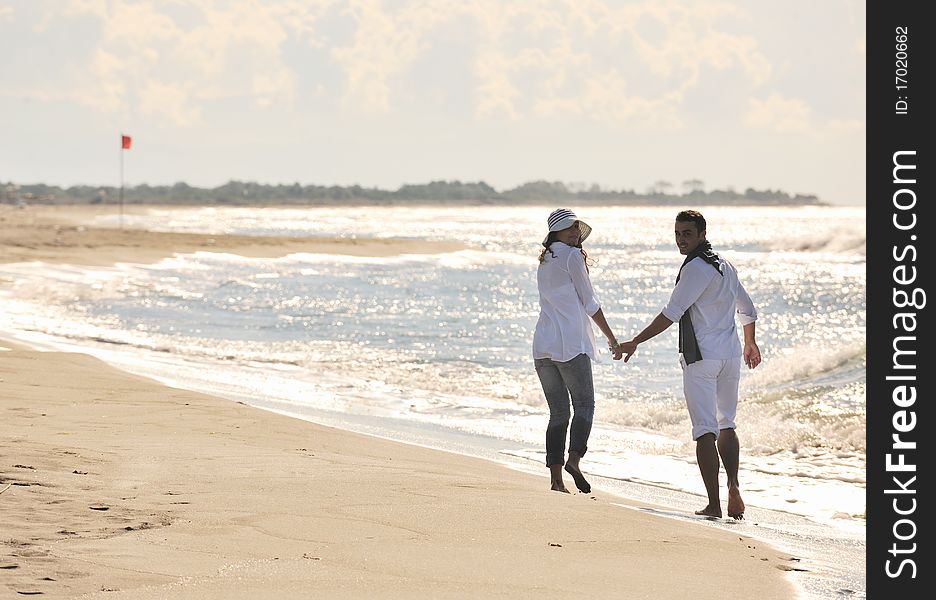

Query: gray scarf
[[675, 241, 723, 364]]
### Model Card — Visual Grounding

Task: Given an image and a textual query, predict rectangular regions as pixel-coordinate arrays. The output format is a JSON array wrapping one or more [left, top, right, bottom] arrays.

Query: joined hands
[[609, 340, 638, 362]]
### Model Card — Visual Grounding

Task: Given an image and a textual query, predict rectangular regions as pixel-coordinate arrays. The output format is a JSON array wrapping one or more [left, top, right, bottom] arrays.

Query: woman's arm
[[590, 307, 620, 354], [566, 249, 622, 358]]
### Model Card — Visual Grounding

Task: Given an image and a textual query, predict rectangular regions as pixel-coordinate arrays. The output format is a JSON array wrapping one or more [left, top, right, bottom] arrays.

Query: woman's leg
[[556, 354, 594, 493], [535, 358, 571, 492], [556, 354, 595, 458]]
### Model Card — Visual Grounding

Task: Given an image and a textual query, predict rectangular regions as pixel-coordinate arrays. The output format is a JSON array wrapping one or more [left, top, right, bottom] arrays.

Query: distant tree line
[[1, 179, 824, 206]]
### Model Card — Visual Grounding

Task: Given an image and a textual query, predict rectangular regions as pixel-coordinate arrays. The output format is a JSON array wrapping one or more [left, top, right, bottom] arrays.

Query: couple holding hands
[[532, 208, 761, 520]]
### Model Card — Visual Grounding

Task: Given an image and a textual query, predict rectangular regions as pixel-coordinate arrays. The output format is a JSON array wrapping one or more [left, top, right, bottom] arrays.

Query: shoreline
[[1, 205, 802, 598]]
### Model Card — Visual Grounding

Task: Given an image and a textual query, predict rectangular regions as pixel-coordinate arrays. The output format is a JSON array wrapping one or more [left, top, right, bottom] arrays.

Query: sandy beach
[[1, 205, 800, 599], [0, 204, 466, 265]]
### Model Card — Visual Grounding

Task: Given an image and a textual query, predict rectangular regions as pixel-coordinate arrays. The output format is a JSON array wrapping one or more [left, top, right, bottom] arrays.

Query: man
[[617, 210, 761, 519]]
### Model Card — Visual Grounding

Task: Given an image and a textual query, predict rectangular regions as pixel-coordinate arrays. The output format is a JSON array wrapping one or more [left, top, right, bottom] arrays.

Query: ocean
[[0, 203, 866, 598]]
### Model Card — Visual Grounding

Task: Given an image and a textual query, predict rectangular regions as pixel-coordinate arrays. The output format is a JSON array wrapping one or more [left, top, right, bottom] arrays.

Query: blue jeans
[[534, 354, 595, 466]]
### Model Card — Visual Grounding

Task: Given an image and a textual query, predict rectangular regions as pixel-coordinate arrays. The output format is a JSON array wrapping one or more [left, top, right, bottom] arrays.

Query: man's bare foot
[[694, 505, 722, 518], [551, 482, 571, 494], [564, 463, 591, 494], [727, 488, 745, 520]]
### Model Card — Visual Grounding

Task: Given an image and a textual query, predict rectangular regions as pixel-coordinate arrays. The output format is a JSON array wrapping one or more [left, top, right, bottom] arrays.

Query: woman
[[533, 208, 621, 494]]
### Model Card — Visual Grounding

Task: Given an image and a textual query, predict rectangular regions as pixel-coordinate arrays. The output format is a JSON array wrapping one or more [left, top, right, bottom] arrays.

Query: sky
[[0, 0, 865, 205]]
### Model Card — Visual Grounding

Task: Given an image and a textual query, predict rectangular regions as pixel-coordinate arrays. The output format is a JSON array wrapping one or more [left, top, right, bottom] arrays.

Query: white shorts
[[680, 357, 741, 440]]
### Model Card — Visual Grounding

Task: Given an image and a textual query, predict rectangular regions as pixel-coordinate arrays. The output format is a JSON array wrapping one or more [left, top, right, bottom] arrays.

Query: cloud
[[827, 118, 864, 133], [21, 0, 777, 128], [744, 93, 813, 133], [329, 0, 467, 114], [43, 0, 328, 123], [72, 49, 129, 113], [325, 0, 775, 125], [622, 2, 770, 85], [532, 69, 684, 130], [744, 93, 865, 136], [138, 80, 200, 125], [474, 50, 523, 119]]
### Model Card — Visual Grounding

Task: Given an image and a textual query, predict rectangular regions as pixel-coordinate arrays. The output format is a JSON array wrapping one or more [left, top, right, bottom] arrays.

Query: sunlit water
[[0, 204, 866, 598]]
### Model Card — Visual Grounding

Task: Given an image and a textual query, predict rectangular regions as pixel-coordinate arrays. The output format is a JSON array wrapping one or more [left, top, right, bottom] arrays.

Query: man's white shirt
[[661, 256, 757, 360]]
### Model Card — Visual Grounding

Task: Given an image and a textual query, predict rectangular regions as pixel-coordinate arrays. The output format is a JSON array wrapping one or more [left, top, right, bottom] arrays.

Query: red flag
[[121, 135, 132, 150]]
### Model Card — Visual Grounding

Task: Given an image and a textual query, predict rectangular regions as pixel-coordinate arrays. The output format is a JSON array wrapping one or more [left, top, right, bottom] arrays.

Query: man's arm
[[618, 313, 673, 362], [742, 322, 761, 369], [618, 260, 709, 362], [736, 279, 760, 369]]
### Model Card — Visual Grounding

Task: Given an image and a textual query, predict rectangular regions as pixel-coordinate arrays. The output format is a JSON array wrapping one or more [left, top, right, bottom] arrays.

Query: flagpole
[[119, 131, 124, 229]]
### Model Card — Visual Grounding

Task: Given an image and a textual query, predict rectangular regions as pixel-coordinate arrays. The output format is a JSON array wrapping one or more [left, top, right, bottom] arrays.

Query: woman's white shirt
[[533, 242, 601, 362]]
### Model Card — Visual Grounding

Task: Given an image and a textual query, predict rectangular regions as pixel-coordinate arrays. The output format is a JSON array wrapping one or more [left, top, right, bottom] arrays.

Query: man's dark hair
[[676, 210, 706, 234]]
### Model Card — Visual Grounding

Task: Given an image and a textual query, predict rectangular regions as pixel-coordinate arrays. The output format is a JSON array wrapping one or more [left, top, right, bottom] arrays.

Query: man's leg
[[683, 359, 722, 517], [717, 428, 744, 519], [715, 359, 744, 519], [694, 432, 722, 517]]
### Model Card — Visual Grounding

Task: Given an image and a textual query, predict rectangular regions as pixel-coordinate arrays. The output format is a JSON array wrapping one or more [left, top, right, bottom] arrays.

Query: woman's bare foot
[[551, 481, 571, 493], [549, 464, 570, 493], [564, 451, 591, 494], [694, 505, 722, 518], [564, 463, 591, 493], [727, 488, 745, 520]]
